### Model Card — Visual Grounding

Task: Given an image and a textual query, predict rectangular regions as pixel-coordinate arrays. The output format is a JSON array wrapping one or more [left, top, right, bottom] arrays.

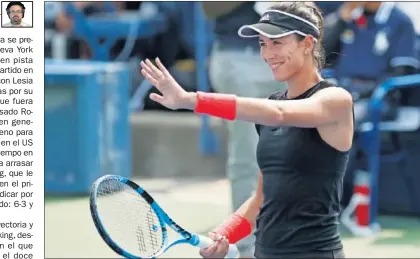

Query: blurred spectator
[[201, 2, 287, 257], [397, 2, 420, 35], [50, 2, 197, 102], [323, 1, 418, 125], [141, 2, 215, 109], [315, 1, 343, 16], [55, 2, 112, 34], [321, 2, 419, 206], [396, 2, 420, 63], [153, 2, 214, 58], [52, 2, 182, 63], [53, 2, 117, 59], [45, 2, 63, 24], [45, 2, 64, 58]]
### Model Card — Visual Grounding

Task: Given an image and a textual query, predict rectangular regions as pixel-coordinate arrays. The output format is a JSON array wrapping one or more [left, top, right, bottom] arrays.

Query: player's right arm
[[233, 171, 263, 229], [199, 172, 263, 258]]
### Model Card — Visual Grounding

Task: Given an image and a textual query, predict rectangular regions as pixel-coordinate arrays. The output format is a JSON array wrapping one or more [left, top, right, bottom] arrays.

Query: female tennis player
[[140, 2, 353, 258]]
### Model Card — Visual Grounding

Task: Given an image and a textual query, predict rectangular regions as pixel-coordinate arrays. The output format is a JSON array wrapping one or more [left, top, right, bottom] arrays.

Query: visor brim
[[238, 23, 292, 38]]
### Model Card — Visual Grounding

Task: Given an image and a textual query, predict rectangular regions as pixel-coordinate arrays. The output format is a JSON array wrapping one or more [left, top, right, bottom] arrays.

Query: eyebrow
[[259, 38, 282, 42]]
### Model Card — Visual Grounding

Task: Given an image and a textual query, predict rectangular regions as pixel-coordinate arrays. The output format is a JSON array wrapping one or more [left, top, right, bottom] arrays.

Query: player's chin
[[272, 70, 290, 82]]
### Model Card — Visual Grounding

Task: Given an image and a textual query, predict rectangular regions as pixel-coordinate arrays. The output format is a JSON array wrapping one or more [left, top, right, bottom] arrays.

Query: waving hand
[[140, 58, 192, 110]]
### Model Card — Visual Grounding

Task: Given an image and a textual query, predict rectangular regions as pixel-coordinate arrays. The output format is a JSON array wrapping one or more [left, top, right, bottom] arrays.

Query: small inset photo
[[1, 1, 33, 28]]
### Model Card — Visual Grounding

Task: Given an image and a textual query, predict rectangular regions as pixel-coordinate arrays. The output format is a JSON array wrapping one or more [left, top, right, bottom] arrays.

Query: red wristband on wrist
[[194, 91, 237, 120], [213, 214, 252, 244]]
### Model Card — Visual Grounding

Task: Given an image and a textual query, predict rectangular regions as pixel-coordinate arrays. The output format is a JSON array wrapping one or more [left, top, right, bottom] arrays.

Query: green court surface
[[45, 178, 420, 258]]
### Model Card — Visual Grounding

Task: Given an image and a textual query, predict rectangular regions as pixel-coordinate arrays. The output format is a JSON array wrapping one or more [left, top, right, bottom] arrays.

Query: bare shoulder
[[312, 86, 353, 109], [314, 87, 354, 151], [313, 86, 353, 101]]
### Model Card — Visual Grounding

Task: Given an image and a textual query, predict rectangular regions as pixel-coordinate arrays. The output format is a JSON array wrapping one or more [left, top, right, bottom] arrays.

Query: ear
[[302, 35, 315, 53]]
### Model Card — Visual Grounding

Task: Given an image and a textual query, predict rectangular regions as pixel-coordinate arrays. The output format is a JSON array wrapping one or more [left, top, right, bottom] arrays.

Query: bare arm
[[140, 59, 352, 128], [234, 171, 263, 229], [185, 87, 353, 128]]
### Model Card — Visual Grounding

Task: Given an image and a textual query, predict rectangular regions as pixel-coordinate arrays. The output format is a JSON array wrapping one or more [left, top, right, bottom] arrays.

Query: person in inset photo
[[3, 1, 30, 27]]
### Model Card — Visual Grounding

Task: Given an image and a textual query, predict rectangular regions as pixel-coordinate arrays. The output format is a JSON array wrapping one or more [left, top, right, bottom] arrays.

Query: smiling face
[[259, 34, 310, 82]]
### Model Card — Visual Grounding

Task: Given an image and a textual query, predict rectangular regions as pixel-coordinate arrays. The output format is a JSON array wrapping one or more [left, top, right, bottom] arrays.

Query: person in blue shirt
[[321, 2, 419, 206], [321, 1, 418, 127], [315, 2, 343, 16], [328, 2, 418, 82]]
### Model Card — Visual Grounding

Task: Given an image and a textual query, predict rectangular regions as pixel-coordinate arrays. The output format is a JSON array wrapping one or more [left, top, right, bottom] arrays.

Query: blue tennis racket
[[90, 175, 239, 258]]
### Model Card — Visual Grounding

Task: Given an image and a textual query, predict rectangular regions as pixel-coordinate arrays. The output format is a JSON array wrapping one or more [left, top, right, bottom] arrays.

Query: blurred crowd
[[45, 1, 213, 106], [44, 2, 420, 105], [44, 2, 420, 257]]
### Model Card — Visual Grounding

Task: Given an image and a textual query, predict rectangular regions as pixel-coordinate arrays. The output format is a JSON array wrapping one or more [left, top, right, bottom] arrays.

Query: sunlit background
[[44, 2, 420, 258]]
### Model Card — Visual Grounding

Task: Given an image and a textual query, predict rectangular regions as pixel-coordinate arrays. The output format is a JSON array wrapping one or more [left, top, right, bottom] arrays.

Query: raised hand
[[140, 58, 194, 110]]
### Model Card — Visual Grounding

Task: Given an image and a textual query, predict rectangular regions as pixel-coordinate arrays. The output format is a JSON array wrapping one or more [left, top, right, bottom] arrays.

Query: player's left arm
[[234, 86, 353, 128]]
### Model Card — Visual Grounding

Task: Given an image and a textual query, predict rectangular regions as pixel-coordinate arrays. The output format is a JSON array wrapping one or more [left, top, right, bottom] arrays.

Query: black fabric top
[[254, 81, 350, 256]]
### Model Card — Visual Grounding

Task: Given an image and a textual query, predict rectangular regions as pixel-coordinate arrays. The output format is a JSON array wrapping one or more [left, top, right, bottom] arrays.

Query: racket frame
[[90, 175, 236, 258]]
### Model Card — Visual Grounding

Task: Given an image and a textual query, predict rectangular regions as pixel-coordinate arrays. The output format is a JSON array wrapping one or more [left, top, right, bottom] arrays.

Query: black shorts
[[255, 248, 345, 259]]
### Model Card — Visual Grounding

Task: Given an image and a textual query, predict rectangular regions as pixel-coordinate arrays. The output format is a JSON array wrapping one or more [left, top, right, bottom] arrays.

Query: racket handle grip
[[195, 235, 239, 258]]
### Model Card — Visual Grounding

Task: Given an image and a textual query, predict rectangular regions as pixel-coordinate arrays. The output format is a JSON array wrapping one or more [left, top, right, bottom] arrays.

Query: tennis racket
[[90, 174, 239, 258]]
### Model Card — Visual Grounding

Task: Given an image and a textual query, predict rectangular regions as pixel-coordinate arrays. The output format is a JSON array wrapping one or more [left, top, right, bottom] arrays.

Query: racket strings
[[136, 226, 146, 252], [146, 208, 160, 248], [95, 179, 164, 257]]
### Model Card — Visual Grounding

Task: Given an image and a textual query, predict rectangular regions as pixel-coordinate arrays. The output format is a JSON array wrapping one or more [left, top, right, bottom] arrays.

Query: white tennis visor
[[238, 10, 320, 40]]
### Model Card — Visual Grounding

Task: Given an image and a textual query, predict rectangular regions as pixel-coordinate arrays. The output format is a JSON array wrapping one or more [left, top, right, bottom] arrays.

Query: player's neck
[[286, 64, 321, 99]]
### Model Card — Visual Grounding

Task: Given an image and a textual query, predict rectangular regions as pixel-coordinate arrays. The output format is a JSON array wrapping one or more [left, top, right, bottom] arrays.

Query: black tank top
[[254, 81, 350, 256]]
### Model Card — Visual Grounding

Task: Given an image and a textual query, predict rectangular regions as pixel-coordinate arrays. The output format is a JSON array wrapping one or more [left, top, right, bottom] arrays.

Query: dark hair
[[268, 2, 325, 70], [6, 1, 25, 12]]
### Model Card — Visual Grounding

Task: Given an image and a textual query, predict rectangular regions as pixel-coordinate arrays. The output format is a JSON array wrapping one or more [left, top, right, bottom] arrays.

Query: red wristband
[[194, 91, 237, 120], [213, 214, 252, 244]]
